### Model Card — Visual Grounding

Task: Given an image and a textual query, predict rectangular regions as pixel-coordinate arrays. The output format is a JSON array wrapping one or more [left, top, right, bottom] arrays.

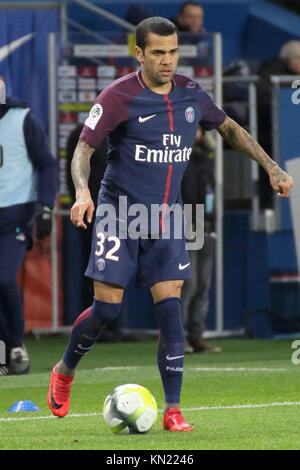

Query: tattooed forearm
[[269, 164, 288, 184], [217, 116, 277, 173], [71, 139, 95, 196]]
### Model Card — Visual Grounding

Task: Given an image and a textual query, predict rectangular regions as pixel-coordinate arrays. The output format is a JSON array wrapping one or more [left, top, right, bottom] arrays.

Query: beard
[[143, 63, 175, 86]]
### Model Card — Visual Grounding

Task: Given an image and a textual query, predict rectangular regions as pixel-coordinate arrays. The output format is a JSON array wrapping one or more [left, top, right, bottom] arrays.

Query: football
[[103, 383, 157, 434]]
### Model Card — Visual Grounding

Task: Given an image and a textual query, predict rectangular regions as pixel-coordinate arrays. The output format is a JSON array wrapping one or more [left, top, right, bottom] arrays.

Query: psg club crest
[[97, 258, 106, 272], [185, 107, 195, 123]]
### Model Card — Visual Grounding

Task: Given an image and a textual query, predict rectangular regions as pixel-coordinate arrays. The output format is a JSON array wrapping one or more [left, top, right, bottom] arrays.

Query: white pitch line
[[189, 367, 287, 372], [1, 401, 300, 423], [94, 367, 139, 371], [88, 366, 288, 372], [183, 401, 300, 411], [0, 412, 100, 423]]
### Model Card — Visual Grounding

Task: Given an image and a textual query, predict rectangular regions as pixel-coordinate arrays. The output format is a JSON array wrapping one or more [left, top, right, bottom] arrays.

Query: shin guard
[[154, 297, 185, 404], [63, 299, 121, 369]]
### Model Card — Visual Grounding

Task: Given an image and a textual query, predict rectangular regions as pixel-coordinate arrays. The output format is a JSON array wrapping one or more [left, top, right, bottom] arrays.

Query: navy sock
[[63, 299, 121, 369], [154, 297, 185, 404]]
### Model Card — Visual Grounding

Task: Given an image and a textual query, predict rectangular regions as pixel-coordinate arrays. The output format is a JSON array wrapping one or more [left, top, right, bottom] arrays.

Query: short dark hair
[[136, 16, 178, 51], [179, 1, 203, 15]]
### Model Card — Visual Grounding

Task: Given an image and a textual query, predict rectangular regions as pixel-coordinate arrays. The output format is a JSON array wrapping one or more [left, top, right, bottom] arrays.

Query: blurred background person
[[125, 3, 154, 26], [0, 77, 57, 375], [170, 1, 206, 33], [257, 40, 300, 208], [66, 124, 107, 313], [181, 126, 222, 354], [222, 59, 251, 128]]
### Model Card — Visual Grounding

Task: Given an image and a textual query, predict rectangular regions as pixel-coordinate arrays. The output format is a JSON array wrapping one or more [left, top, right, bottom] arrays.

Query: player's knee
[[94, 281, 124, 304], [91, 298, 122, 326], [166, 280, 184, 296], [173, 280, 184, 296], [151, 280, 184, 303]]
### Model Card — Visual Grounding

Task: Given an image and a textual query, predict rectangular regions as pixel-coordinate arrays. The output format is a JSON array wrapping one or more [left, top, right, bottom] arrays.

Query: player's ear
[[135, 46, 144, 64]]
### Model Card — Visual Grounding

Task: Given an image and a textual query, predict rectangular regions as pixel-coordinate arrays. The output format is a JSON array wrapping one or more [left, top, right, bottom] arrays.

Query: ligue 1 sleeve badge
[[90, 103, 103, 119], [85, 103, 103, 130], [185, 107, 195, 123], [96, 258, 106, 272]]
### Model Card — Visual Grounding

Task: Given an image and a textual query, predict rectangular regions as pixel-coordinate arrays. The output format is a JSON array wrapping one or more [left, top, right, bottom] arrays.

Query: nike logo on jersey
[[178, 262, 190, 270], [138, 114, 156, 123], [0, 33, 35, 63], [166, 354, 185, 361]]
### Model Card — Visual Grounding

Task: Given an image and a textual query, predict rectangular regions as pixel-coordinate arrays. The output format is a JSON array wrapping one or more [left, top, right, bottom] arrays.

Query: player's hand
[[28, 202, 52, 239], [269, 165, 294, 198], [35, 203, 52, 239], [70, 190, 94, 229]]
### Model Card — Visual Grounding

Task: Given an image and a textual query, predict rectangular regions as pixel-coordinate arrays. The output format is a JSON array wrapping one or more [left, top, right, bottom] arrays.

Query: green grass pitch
[[0, 335, 300, 450]]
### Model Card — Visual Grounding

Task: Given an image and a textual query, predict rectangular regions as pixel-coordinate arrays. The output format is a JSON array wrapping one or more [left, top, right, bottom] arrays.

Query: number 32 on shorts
[[95, 232, 120, 261]]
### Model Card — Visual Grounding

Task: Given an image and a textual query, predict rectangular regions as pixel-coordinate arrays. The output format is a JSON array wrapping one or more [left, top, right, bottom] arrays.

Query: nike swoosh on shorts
[[178, 263, 190, 270]]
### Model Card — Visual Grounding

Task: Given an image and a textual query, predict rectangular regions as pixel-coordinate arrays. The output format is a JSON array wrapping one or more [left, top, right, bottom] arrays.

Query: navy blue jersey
[[80, 71, 226, 212]]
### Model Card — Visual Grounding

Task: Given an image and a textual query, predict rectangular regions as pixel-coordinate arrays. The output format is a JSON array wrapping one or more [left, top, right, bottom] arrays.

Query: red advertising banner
[[18, 220, 63, 332]]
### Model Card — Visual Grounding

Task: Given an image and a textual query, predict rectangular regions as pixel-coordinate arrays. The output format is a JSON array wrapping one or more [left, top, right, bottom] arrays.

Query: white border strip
[[189, 367, 287, 372]]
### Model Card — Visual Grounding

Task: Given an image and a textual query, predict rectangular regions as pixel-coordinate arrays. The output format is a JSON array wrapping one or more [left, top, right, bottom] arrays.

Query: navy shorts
[[85, 205, 191, 288]]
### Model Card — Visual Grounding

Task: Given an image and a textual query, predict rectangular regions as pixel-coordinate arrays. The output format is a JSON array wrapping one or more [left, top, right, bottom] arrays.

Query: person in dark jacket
[[257, 40, 300, 207], [66, 124, 107, 313], [0, 77, 57, 375], [181, 125, 222, 353]]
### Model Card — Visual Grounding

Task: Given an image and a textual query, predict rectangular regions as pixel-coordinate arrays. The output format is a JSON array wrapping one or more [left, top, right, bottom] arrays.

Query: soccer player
[[48, 17, 293, 430]]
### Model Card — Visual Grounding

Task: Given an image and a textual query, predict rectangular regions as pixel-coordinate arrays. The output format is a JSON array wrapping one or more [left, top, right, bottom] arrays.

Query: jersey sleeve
[[24, 111, 58, 208], [197, 85, 226, 130], [79, 86, 130, 149]]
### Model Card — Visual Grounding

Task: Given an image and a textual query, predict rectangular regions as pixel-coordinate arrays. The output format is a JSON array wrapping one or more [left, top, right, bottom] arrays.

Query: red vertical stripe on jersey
[[164, 94, 174, 132], [160, 164, 173, 233], [161, 94, 174, 232]]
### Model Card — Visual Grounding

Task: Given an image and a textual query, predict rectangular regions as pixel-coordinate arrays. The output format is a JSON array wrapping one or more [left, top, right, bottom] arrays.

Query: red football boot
[[47, 363, 74, 418], [163, 408, 194, 431]]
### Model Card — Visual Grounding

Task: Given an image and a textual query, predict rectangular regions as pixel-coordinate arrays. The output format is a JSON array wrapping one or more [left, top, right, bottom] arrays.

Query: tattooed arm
[[70, 139, 96, 229], [217, 116, 293, 197]]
